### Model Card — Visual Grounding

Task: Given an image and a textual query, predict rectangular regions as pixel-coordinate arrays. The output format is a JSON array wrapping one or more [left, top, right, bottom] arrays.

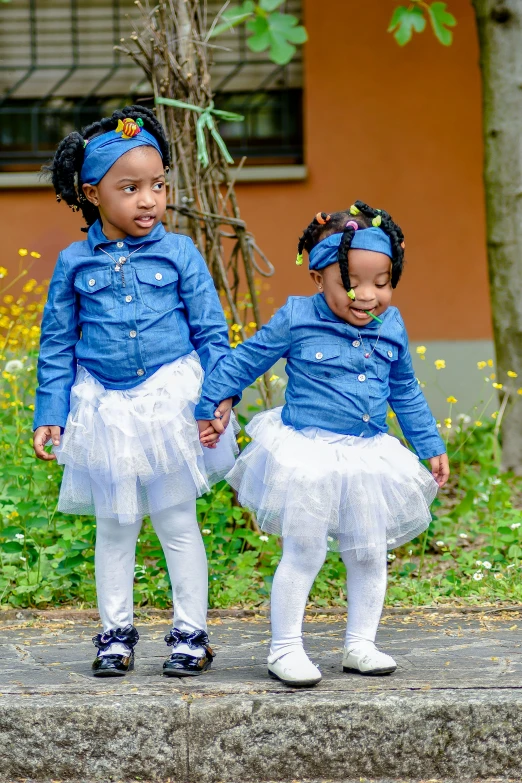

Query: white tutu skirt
[[226, 407, 438, 560], [55, 352, 238, 525]]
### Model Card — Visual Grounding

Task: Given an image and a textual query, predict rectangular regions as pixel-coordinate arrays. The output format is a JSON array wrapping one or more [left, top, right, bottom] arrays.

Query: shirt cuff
[[414, 435, 447, 461], [33, 393, 70, 431]]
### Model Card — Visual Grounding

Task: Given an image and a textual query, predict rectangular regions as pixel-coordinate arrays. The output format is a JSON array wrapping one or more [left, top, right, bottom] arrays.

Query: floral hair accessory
[[347, 289, 356, 300], [315, 212, 331, 225], [345, 221, 359, 231], [296, 253, 304, 266], [116, 117, 143, 140], [372, 215, 382, 227], [401, 241, 405, 249], [349, 204, 360, 216]]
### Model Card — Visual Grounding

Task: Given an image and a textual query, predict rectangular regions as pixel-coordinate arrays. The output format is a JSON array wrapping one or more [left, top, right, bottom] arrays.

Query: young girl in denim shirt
[[33, 105, 236, 678], [196, 201, 449, 687]]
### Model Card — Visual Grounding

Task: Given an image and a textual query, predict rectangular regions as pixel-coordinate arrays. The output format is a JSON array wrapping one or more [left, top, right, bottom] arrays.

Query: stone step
[[2, 611, 522, 782]]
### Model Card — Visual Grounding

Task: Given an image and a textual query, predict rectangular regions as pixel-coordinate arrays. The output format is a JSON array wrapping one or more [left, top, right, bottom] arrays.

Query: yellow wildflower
[[475, 420, 483, 427], [3, 295, 13, 304], [18, 248, 28, 256], [491, 411, 498, 419], [269, 374, 279, 382], [518, 389, 522, 395], [22, 279, 37, 293], [487, 359, 494, 367], [248, 322, 257, 329], [0, 267, 7, 279], [490, 373, 496, 380], [255, 398, 263, 406], [508, 370, 518, 378], [416, 346, 426, 360], [446, 396, 458, 404], [30, 251, 41, 258], [444, 418, 452, 429], [387, 410, 396, 419], [230, 323, 242, 333], [435, 359, 446, 370], [477, 361, 487, 370], [492, 382, 503, 390], [28, 404, 34, 411]]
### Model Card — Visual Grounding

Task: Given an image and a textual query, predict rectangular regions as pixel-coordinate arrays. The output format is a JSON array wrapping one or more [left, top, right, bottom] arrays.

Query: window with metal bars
[[0, 0, 303, 170]]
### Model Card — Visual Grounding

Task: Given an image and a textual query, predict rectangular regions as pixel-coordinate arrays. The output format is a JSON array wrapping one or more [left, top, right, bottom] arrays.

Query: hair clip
[[136, 118, 144, 127], [56, 195, 62, 203], [372, 215, 382, 227], [83, 139, 89, 148], [347, 289, 356, 300], [345, 220, 359, 231], [349, 205, 360, 215], [296, 253, 304, 266], [315, 212, 331, 225], [116, 117, 142, 139]]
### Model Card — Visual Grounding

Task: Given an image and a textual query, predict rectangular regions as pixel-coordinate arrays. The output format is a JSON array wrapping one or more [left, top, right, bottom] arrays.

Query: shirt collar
[[87, 220, 166, 252], [313, 292, 384, 332]]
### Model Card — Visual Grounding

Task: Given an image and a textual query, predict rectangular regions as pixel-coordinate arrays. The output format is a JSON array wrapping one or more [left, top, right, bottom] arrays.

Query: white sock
[[270, 535, 327, 657], [98, 642, 131, 657], [341, 547, 388, 649]]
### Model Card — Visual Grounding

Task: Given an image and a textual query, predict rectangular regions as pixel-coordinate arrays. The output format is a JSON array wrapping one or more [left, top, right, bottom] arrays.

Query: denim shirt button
[[358, 374, 366, 382], [117, 242, 124, 249], [129, 330, 137, 338], [315, 352, 323, 360], [387, 350, 393, 358], [155, 272, 163, 280], [125, 295, 133, 303], [88, 278, 95, 287], [118, 257, 126, 263], [352, 340, 360, 348], [362, 413, 370, 422], [137, 369, 145, 376]]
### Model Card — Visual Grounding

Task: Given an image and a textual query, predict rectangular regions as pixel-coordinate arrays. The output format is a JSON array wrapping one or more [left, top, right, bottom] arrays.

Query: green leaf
[[427, 2, 456, 46], [388, 5, 426, 46], [508, 544, 522, 559], [0, 541, 23, 553], [269, 34, 296, 65], [259, 0, 284, 10]]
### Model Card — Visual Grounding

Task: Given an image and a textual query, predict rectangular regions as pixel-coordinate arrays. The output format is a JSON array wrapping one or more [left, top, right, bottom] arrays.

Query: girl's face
[[82, 146, 167, 240], [310, 249, 393, 327]]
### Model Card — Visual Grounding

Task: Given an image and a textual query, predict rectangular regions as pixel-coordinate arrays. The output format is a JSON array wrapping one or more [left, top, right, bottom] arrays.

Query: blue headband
[[81, 119, 163, 185], [308, 227, 393, 271]]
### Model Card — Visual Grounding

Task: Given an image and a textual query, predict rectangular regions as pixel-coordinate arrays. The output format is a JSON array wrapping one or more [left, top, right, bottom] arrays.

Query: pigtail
[[353, 200, 405, 287], [337, 224, 358, 294], [47, 131, 85, 212]]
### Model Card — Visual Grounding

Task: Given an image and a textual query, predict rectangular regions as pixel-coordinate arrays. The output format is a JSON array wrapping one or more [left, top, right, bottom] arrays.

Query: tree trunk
[[473, 0, 522, 472]]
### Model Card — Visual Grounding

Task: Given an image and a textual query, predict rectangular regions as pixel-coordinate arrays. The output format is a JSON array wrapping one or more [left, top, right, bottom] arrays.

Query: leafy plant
[[388, 1, 456, 46]]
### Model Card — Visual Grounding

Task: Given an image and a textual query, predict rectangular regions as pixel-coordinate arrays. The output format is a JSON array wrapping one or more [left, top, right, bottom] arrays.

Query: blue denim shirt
[[195, 294, 446, 460], [34, 221, 231, 429]]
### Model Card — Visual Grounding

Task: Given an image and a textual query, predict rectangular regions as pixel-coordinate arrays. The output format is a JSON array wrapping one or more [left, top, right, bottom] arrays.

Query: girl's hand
[[429, 453, 450, 487], [197, 420, 220, 449], [213, 397, 233, 430], [33, 426, 61, 461]]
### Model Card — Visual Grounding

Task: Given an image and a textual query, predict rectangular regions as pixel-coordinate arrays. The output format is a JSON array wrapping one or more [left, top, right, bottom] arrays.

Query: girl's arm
[[34, 253, 80, 431], [178, 237, 232, 375], [388, 311, 446, 462], [194, 302, 292, 422]]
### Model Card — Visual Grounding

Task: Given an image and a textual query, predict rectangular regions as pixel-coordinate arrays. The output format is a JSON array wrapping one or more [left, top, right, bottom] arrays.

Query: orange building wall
[[0, 0, 489, 341]]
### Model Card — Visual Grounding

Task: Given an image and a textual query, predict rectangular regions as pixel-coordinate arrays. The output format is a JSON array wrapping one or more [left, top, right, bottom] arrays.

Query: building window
[[0, 0, 304, 170]]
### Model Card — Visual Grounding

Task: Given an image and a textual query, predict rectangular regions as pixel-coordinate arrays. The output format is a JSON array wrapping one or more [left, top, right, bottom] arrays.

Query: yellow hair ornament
[[372, 215, 382, 227], [347, 289, 356, 300], [296, 253, 304, 266], [349, 205, 360, 216]]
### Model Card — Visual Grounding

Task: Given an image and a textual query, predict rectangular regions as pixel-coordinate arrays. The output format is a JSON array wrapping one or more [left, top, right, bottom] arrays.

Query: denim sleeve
[[194, 303, 292, 420], [388, 312, 446, 460], [34, 253, 80, 430], [180, 237, 231, 376]]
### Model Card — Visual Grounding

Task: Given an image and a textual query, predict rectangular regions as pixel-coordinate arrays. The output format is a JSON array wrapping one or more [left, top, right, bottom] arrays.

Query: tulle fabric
[[226, 407, 438, 561], [55, 353, 238, 525]]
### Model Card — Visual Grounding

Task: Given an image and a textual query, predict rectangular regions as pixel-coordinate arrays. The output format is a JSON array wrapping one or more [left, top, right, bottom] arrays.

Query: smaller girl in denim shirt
[[196, 201, 449, 687], [33, 105, 236, 678]]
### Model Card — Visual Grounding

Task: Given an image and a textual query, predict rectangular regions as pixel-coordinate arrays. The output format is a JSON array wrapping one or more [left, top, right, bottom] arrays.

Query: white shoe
[[267, 648, 322, 687], [342, 643, 397, 676]]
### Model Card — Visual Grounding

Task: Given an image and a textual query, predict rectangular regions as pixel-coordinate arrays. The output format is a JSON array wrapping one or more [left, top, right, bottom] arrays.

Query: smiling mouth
[[350, 306, 376, 319], [135, 214, 155, 225]]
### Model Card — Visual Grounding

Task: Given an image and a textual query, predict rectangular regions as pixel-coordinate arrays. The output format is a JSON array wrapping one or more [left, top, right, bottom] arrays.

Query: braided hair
[[45, 105, 170, 231], [297, 201, 405, 292]]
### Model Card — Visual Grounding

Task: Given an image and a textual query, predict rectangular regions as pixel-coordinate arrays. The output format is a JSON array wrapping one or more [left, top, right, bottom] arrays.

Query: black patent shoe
[[91, 624, 139, 678], [163, 628, 215, 677]]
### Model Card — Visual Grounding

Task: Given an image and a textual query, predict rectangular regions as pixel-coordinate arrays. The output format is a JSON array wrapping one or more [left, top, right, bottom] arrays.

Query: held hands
[[33, 425, 61, 461], [198, 398, 233, 449], [429, 453, 450, 487]]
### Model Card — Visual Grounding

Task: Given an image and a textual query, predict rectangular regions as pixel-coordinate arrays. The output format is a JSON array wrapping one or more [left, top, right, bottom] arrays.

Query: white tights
[[95, 500, 208, 638], [270, 536, 388, 656]]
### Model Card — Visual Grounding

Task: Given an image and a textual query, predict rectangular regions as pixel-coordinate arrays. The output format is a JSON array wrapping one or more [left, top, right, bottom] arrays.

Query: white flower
[[436, 540, 445, 547], [473, 572, 484, 581], [5, 360, 23, 373], [408, 549, 413, 556], [327, 536, 334, 542], [475, 560, 482, 566], [483, 561, 492, 570], [459, 533, 468, 539], [457, 413, 471, 424], [494, 573, 503, 580], [511, 523, 521, 530], [492, 479, 502, 486], [14, 533, 24, 541], [387, 553, 396, 561], [202, 529, 211, 535], [259, 535, 269, 542]]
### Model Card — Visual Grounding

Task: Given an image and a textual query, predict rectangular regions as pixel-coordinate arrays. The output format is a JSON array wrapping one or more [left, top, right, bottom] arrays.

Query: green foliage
[[209, 1, 307, 65], [389, 1, 456, 47]]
